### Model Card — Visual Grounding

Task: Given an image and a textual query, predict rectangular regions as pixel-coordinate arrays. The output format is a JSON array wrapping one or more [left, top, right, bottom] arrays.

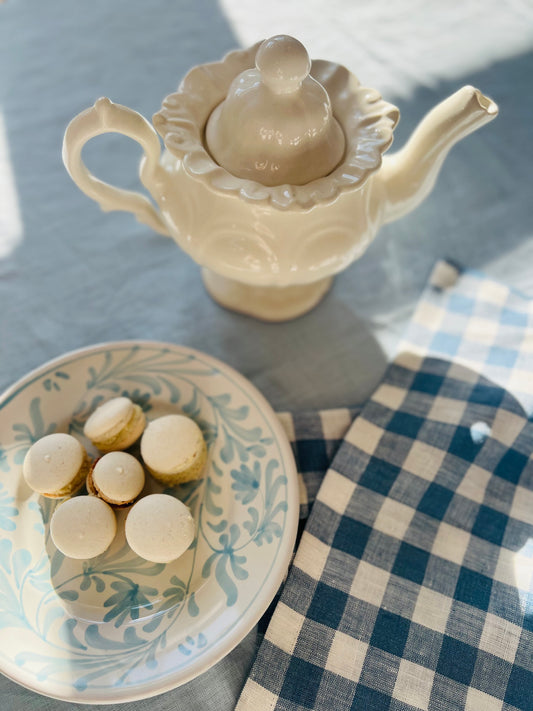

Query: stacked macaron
[[50, 496, 117, 560], [21, 396, 207, 563], [23, 433, 90, 499], [125, 494, 195, 564], [140, 414, 207, 486], [87, 451, 145, 507], [83, 397, 146, 452]]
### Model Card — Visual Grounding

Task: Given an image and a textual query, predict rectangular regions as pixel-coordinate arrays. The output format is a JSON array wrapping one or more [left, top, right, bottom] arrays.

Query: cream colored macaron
[[83, 397, 146, 452], [87, 451, 145, 507], [140, 414, 207, 485], [50, 496, 117, 559], [22, 433, 90, 498], [125, 494, 195, 563]]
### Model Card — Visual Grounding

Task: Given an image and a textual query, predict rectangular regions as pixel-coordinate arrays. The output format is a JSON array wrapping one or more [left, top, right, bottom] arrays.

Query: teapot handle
[[62, 97, 169, 236]]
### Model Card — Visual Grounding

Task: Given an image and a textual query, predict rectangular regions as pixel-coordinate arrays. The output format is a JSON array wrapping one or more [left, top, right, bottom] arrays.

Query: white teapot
[[63, 35, 498, 320]]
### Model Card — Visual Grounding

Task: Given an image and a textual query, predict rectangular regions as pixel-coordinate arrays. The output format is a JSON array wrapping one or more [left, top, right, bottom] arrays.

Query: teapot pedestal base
[[201, 269, 333, 322]]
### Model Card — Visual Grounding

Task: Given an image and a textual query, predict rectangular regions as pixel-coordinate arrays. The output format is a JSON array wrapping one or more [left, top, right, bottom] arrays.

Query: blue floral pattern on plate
[[0, 342, 298, 703]]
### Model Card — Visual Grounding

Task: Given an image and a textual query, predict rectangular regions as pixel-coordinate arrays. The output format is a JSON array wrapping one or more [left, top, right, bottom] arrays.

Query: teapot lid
[[153, 38, 400, 210], [205, 35, 345, 186]]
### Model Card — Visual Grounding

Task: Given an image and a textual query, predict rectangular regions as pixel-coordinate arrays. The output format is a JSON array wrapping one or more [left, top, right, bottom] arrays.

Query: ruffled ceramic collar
[[153, 42, 399, 211]]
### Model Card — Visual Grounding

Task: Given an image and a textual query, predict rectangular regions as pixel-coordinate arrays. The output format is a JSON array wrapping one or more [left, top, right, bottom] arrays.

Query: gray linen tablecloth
[[1, 1, 532, 709]]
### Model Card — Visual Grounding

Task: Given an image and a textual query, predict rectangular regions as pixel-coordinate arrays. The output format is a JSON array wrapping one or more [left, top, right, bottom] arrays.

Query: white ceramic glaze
[[62, 36, 498, 321], [205, 35, 346, 186], [0, 341, 298, 702]]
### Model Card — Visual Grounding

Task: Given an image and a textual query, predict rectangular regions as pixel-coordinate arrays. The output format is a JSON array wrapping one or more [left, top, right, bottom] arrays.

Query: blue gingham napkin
[[237, 261, 533, 711]]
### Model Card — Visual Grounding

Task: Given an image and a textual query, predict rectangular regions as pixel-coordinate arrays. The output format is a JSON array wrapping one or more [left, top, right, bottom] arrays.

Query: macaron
[[83, 397, 146, 452], [87, 451, 145, 508], [22, 433, 90, 498], [140, 414, 207, 485], [50, 495, 117, 559], [125, 493, 195, 563]]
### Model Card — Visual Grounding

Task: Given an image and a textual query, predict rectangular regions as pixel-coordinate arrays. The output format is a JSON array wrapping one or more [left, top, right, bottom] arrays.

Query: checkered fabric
[[238, 261, 533, 711], [401, 261, 533, 417], [277, 408, 357, 519]]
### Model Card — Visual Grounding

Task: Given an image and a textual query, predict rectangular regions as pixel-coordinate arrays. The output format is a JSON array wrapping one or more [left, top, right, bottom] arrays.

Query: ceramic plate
[[0, 341, 298, 703]]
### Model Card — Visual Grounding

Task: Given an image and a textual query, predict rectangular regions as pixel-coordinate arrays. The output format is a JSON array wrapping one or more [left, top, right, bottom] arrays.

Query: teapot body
[[151, 149, 382, 289]]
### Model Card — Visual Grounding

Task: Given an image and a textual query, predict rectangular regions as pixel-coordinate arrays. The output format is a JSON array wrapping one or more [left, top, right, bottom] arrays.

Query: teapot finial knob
[[255, 35, 311, 95], [205, 34, 346, 186]]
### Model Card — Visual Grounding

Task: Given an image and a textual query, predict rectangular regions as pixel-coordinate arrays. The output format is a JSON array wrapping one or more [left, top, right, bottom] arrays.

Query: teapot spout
[[380, 86, 498, 224]]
